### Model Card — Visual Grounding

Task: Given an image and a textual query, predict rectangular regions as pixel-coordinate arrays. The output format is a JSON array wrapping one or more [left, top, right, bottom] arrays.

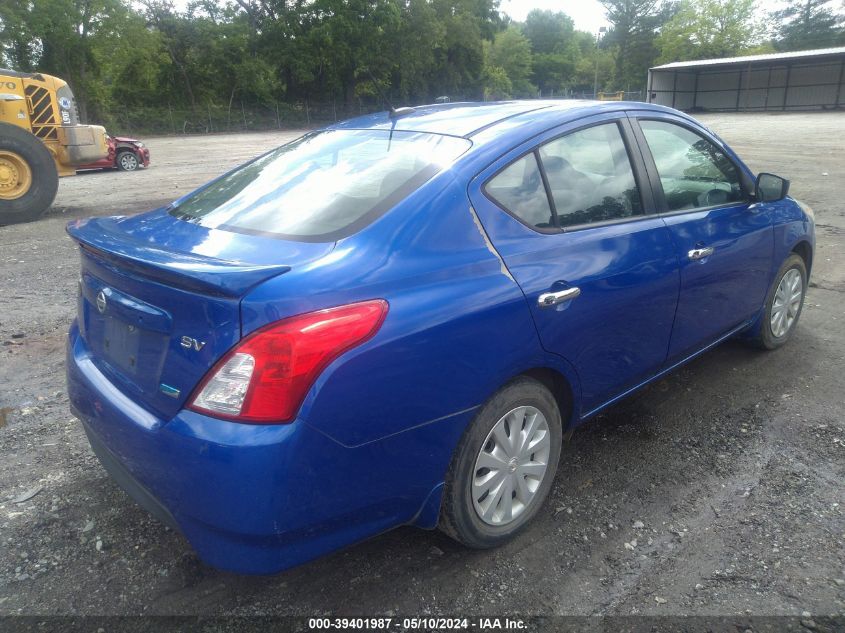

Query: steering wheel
[[697, 188, 730, 207]]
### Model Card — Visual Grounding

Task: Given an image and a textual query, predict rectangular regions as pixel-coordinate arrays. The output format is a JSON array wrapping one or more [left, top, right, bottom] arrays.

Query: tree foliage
[[483, 26, 534, 97], [656, 0, 761, 63], [1, 0, 841, 133], [522, 10, 581, 95], [0, 0, 136, 121], [600, 0, 674, 90], [772, 0, 845, 51]]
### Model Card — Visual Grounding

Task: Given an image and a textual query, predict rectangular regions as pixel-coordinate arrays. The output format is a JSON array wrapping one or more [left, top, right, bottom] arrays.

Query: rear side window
[[485, 153, 554, 229], [170, 130, 471, 240], [538, 122, 642, 227], [639, 120, 745, 211], [484, 121, 643, 231]]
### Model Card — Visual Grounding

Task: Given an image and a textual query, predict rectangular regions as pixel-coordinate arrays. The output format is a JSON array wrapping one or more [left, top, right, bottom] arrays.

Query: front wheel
[[439, 377, 562, 549], [117, 151, 139, 171], [754, 253, 807, 350], [0, 121, 59, 225]]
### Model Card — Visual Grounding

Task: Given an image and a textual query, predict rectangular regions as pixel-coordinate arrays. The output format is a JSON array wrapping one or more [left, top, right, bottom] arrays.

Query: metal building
[[647, 47, 845, 111]]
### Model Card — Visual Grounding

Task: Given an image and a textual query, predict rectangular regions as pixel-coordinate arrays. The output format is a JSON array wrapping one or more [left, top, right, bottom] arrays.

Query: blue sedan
[[66, 101, 814, 574]]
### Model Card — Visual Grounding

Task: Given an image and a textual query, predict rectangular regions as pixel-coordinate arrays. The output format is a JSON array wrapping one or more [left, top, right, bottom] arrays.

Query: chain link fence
[[106, 100, 381, 136], [103, 92, 646, 137]]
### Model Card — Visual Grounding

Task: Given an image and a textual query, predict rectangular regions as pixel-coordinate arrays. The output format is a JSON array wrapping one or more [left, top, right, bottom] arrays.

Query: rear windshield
[[169, 129, 471, 241]]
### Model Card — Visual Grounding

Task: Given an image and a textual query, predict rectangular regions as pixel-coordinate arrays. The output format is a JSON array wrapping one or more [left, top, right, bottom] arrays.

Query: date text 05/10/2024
[[307, 617, 527, 630]]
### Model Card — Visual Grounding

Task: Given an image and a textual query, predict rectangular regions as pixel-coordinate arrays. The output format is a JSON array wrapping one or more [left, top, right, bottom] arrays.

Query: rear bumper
[[66, 322, 462, 574], [79, 418, 180, 532]]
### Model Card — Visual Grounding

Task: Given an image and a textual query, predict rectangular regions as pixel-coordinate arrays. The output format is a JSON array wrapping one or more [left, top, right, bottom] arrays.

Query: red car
[[78, 135, 150, 172]]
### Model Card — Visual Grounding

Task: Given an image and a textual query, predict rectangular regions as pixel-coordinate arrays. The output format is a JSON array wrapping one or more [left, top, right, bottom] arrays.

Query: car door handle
[[538, 287, 581, 308], [688, 247, 715, 261]]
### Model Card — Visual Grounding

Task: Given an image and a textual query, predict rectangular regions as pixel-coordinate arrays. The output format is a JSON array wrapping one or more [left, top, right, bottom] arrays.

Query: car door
[[468, 113, 680, 415], [629, 114, 774, 362]]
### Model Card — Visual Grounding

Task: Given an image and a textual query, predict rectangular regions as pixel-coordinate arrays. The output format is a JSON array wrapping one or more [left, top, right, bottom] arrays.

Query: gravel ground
[[0, 113, 843, 621]]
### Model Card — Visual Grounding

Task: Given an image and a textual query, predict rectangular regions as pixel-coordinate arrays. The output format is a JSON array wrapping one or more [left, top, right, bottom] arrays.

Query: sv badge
[[180, 335, 207, 351]]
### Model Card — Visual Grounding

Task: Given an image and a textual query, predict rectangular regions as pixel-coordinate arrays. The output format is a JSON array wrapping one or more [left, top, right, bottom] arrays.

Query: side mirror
[[756, 173, 790, 202]]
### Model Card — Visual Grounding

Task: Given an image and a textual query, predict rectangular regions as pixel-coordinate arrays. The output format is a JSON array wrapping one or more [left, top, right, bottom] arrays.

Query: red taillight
[[188, 300, 388, 423]]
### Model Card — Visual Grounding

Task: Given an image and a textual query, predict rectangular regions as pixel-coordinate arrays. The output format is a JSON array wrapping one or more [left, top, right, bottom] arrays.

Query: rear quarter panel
[[240, 173, 576, 448]]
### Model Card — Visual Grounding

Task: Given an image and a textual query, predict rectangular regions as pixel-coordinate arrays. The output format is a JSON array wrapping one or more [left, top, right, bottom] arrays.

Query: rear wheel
[[117, 151, 139, 171], [0, 122, 58, 225], [439, 377, 562, 548], [753, 253, 807, 350]]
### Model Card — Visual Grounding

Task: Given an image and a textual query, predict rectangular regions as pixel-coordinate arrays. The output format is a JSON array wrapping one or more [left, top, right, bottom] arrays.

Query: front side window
[[538, 122, 642, 227], [639, 120, 745, 212], [170, 129, 471, 240]]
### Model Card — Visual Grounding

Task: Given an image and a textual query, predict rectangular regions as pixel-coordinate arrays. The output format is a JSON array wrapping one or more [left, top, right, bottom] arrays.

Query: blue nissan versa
[[66, 101, 815, 574]]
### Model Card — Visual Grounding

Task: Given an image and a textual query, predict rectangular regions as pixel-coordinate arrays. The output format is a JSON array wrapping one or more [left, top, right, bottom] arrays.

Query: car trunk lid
[[67, 212, 335, 420]]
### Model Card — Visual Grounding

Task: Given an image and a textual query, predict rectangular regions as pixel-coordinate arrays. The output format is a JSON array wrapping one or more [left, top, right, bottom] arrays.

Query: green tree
[[573, 31, 615, 93], [522, 10, 581, 95], [0, 0, 134, 121], [191, 4, 279, 110], [0, 0, 527, 132], [430, 0, 500, 100], [484, 26, 534, 97], [139, 1, 202, 107], [394, 0, 446, 102], [101, 11, 169, 109], [0, 0, 36, 70], [656, 0, 761, 63], [600, 0, 671, 90], [482, 64, 512, 100], [523, 9, 575, 55], [302, 0, 403, 109], [772, 0, 845, 51]]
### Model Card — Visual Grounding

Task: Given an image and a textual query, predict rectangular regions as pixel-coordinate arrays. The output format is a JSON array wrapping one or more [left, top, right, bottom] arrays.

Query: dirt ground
[[0, 113, 843, 621]]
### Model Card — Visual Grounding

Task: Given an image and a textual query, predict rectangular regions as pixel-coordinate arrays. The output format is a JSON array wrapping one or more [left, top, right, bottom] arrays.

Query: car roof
[[327, 100, 681, 140]]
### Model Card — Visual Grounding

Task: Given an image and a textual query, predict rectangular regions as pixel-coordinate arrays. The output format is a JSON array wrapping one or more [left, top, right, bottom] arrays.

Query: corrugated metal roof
[[651, 46, 845, 71]]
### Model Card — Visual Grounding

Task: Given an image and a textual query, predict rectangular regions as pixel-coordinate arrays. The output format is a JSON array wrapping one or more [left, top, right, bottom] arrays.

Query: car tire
[[0, 121, 59, 225], [117, 151, 139, 171], [439, 377, 562, 549], [753, 253, 807, 350]]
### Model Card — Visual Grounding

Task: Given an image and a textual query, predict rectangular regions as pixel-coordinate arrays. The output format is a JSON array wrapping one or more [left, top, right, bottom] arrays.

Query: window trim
[[534, 148, 560, 229], [629, 115, 753, 218], [482, 149, 562, 235], [481, 118, 654, 234]]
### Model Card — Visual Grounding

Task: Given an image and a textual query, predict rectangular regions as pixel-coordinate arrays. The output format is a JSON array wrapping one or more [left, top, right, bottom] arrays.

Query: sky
[[499, 0, 790, 34], [499, 0, 611, 33]]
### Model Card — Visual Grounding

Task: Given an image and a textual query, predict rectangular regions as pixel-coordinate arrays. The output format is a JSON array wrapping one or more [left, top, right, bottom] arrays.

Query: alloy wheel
[[119, 153, 139, 171]]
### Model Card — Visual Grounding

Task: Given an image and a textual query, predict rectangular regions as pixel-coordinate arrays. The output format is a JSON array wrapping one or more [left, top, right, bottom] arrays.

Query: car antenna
[[363, 68, 414, 119]]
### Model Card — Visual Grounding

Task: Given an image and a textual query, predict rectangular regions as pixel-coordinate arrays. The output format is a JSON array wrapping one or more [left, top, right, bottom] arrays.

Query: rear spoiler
[[66, 217, 290, 297]]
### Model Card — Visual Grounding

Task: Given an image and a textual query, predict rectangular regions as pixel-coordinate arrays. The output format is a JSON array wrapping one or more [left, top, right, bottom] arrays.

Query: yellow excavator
[[0, 69, 108, 225]]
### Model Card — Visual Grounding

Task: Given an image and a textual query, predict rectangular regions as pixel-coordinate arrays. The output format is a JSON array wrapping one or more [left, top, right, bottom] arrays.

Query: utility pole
[[593, 26, 607, 99]]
